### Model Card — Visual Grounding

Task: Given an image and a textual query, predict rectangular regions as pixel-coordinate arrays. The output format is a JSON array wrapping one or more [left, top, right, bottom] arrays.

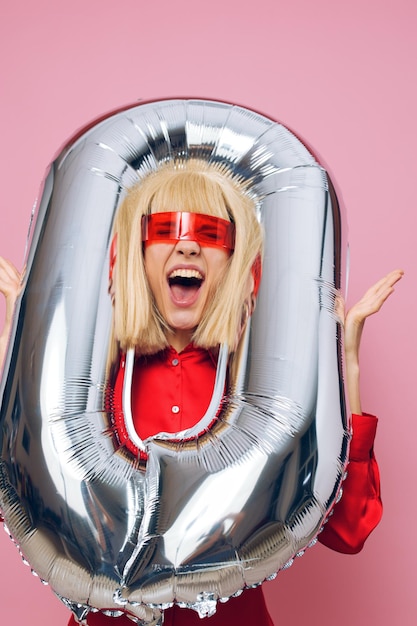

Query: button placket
[[170, 352, 181, 423]]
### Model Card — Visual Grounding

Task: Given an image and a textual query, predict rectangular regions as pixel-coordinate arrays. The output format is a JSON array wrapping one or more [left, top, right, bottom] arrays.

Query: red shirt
[[68, 346, 382, 625], [131, 345, 218, 439]]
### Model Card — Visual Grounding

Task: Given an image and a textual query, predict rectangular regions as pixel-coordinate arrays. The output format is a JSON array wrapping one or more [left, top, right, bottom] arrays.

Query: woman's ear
[[109, 234, 118, 281], [251, 254, 262, 297]]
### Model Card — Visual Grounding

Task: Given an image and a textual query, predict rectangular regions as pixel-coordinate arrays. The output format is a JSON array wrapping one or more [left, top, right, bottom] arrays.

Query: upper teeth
[[169, 269, 203, 280]]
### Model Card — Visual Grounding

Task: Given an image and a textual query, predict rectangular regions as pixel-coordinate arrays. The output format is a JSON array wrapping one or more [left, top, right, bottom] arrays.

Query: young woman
[[0, 160, 403, 626]]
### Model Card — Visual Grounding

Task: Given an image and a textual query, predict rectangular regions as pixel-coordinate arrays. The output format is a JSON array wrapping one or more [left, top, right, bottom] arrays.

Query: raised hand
[[344, 269, 404, 414]]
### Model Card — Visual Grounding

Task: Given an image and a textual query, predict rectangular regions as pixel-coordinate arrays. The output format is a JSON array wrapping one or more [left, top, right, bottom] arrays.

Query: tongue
[[171, 283, 200, 304]]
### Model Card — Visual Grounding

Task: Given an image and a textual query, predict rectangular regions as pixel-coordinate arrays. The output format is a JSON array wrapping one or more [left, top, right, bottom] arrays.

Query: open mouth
[[168, 268, 204, 304]]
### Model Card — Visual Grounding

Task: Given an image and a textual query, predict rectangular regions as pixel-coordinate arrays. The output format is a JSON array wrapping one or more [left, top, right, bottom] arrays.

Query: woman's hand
[[344, 269, 404, 414], [0, 256, 24, 371]]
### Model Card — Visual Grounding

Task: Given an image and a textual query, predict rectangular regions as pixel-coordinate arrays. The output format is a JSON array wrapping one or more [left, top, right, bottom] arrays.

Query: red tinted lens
[[142, 212, 235, 251]]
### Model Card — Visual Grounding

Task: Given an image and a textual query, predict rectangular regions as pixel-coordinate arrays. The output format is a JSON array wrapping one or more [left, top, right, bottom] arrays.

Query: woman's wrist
[[345, 356, 362, 415], [0, 332, 10, 372]]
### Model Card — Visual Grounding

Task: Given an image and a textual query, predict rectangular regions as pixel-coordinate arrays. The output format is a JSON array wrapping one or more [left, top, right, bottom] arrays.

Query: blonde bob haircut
[[111, 159, 263, 356]]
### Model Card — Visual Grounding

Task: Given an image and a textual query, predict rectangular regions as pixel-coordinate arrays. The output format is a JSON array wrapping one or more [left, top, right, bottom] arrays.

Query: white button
[[172, 358, 179, 366], [171, 405, 180, 414]]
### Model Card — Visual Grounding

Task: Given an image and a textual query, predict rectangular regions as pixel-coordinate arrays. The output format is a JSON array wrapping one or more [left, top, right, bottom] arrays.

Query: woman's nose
[[175, 238, 201, 256]]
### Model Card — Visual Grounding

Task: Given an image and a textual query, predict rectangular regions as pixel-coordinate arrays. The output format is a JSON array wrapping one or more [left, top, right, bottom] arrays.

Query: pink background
[[0, 1, 415, 624]]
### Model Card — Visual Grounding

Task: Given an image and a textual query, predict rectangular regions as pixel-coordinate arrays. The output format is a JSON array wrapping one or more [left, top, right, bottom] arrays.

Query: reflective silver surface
[[0, 99, 348, 622]]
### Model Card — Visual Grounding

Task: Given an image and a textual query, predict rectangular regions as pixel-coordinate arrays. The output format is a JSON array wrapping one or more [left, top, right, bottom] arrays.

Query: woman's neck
[[166, 328, 194, 353]]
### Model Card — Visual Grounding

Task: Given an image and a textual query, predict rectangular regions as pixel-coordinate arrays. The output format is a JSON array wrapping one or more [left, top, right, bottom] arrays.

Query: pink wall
[[0, 1, 415, 624]]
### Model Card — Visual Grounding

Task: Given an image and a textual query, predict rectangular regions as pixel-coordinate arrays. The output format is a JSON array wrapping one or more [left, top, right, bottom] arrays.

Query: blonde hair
[[111, 159, 263, 356]]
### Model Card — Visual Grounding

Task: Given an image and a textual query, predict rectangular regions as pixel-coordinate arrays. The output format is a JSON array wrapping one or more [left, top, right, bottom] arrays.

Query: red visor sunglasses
[[141, 212, 236, 251]]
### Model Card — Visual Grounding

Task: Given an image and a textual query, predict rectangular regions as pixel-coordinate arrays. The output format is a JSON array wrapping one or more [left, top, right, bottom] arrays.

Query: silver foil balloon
[[0, 99, 348, 623]]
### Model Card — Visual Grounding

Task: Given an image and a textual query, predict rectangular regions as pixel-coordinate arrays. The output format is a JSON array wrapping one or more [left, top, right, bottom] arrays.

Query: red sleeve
[[318, 413, 382, 554]]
